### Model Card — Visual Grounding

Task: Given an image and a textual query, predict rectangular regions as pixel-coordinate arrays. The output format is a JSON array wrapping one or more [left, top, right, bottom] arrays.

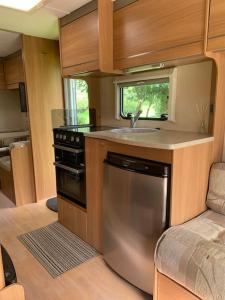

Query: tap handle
[[127, 113, 133, 118]]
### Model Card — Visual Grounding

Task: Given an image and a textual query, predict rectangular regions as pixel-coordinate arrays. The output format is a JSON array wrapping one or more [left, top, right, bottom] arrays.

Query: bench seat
[[155, 209, 225, 300], [0, 156, 11, 172]]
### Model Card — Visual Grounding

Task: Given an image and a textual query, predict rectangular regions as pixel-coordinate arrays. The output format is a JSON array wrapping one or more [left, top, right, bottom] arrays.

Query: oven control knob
[[76, 137, 80, 143], [71, 136, 75, 142], [63, 135, 66, 141], [60, 134, 63, 139], [56, 133, 59, 139]]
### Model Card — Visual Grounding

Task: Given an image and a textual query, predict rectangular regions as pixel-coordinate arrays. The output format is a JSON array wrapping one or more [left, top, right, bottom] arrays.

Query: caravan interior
[[0, 1, 225, 300]]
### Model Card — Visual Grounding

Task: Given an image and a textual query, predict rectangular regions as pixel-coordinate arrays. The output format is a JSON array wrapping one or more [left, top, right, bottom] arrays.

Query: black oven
[[53, 125, 112, 209], [53, 129, 86, 208], [55, 166, 86, 208]]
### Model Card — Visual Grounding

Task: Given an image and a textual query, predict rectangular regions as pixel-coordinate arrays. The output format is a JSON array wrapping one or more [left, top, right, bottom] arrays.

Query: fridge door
[[103, 162, 168, 294]]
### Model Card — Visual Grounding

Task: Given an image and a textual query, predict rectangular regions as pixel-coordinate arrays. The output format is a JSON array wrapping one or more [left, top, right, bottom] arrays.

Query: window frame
[[114, 68, 177, 122]]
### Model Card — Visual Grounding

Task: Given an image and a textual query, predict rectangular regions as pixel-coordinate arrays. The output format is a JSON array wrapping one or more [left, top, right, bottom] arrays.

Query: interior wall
[[0, 89, 27, 132], [99, 61, 213, 133]]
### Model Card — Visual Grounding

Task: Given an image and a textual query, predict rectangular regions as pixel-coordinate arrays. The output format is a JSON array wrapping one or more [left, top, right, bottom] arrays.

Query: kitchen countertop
[[84, 128, 214, 150]]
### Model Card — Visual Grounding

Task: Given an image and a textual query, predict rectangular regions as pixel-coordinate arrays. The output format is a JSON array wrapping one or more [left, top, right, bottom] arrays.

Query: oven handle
[[53, 144, 84, 154], [54, 162, 84, 175]]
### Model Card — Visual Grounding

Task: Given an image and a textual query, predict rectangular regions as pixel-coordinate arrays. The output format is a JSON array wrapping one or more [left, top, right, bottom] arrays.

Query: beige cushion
[[0, 156, 11, 172], [155, 210, 225, 300], [206, 163, 225, 215]]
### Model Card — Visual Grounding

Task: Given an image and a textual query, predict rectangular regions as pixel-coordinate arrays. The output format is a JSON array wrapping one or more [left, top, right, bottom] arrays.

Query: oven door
[[53, 144, 84, 166], [55, 163, 86, 208]]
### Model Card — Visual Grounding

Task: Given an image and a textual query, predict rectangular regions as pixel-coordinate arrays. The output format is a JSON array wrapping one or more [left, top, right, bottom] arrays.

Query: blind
[[118, 77, 169, 89]]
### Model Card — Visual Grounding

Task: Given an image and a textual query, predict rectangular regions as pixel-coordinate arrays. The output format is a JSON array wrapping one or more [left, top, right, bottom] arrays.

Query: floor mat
[[18, 221, 99, 278]]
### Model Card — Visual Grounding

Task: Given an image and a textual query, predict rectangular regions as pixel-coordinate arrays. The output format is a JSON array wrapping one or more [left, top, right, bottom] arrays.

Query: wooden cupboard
[[22, 35, 64, 202], [3, 51, 24, 89], [207, 0, 225, 51], [59, 0, 114, 76], [114, 0, 206, 69], [60, 10, 98, 75], [85, 138, 213, 252]]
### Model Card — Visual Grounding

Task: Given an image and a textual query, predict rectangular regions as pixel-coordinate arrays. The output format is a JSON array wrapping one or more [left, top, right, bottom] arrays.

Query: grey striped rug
[[18, 222, 99, 278]]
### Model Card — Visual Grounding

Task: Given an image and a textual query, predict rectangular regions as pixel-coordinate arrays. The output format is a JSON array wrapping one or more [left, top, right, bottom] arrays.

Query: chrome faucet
[[127, 110, 142, 128]]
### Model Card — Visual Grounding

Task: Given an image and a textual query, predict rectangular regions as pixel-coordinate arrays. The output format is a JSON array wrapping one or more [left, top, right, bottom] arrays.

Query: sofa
[[155, 163, 225, 300]]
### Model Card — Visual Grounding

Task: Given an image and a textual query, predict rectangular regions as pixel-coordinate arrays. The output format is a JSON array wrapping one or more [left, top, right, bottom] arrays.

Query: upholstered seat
[[155, 163, 225, 300], [0, 156, 11, 172], [155, 210, 225, 300]]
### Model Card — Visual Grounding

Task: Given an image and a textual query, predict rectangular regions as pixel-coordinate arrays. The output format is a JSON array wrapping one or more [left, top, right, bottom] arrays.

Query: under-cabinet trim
[[60, 0, 97, 27], [113, 0, 138, 11]]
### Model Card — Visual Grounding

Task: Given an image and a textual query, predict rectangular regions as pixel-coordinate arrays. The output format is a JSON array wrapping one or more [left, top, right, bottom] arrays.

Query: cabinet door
[[114, 0, 206, 69], [58, 197, 87, 241], [4, 52, 24, 88], [208, 0, 225, 51], [60, 10, 99, 75]]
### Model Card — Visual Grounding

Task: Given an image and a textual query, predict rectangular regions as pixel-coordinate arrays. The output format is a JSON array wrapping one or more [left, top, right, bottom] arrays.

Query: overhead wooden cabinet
[[59, 0, 114, 76], [3, 51, 24, 89], [207, 0, 225, 52], [114, 0, 206, 70]]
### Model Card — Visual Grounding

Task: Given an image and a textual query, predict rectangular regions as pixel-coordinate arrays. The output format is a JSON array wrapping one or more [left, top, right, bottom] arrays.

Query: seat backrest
[[0, 156, 11, 172], [206, 163, 225, 215]]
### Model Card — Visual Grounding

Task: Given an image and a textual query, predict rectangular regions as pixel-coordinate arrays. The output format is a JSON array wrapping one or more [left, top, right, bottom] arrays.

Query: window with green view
[[119, 78, 169, 120], [64, 79, 90, 125]]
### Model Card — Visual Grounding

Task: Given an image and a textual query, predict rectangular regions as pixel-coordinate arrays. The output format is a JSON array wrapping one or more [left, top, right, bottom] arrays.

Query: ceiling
[[0, 0, 92, 40], [44, 0, 92, 17], [0, 30, 21, 57]]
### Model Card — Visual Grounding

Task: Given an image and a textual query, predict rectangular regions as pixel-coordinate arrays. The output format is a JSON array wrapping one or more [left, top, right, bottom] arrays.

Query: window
[[64, 79, 90, 125], [115, 69, 177, 121]]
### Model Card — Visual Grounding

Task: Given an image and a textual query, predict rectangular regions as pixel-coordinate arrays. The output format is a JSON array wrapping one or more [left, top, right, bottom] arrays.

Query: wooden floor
[[0, 193, 150, 300]]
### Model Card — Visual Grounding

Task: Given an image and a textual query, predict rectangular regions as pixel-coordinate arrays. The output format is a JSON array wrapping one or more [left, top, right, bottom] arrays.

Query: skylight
[[0, 0, 44, 11]]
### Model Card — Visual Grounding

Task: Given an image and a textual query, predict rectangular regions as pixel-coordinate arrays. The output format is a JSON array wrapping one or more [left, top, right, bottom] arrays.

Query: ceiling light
[[0, 0, 45, 11]]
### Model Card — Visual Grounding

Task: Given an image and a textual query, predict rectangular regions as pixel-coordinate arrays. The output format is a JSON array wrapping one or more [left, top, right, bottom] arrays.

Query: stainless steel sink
[[110, 128, 158, 134]]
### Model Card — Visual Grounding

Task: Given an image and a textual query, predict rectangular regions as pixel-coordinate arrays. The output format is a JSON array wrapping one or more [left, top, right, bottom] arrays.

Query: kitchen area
[[53, 59, 215, 297], [0, 0, 225, 299], [49, 1, 222, 296], [53, 105, 214, 295]]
